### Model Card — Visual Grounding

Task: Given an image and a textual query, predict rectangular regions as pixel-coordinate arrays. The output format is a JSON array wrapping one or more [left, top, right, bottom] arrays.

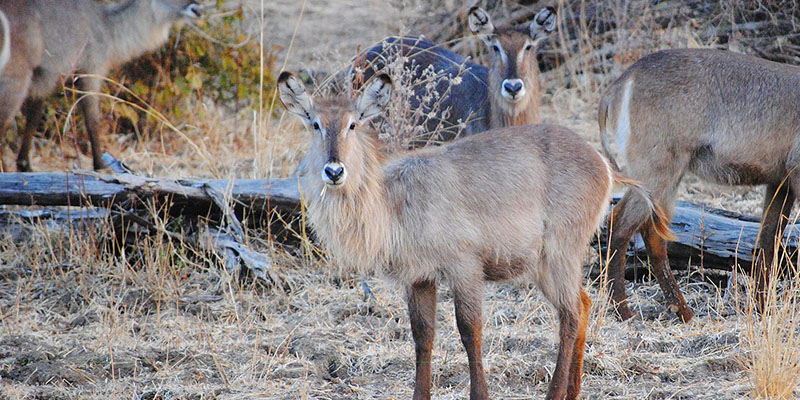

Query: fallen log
[[0, 168, 301, 220], [0, 153, 301, 284], [2, 165, 799, 275], [596, 196, 800, 275]]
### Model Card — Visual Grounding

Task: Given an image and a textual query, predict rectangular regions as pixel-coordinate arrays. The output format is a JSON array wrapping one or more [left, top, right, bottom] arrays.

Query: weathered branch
[[0, 153, 296, 284], [0, 168, 301, 220], [3, 162, 799, 276], [596, 196, 800, 274]]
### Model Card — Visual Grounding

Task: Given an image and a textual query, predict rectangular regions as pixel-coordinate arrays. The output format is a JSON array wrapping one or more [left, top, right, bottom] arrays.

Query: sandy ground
[[1, 1, 796, 400], [257, 0, 403, 72]]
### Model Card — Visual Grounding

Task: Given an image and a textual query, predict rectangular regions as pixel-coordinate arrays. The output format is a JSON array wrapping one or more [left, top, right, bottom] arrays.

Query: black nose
[[503, 81, 523, 95], [324, 165, 344, 182]]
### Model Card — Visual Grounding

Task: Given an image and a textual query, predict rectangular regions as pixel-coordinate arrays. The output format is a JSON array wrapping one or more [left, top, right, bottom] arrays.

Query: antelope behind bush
[[278, 70, 672, 400], [353, 6, 555, 144], [0, 0, 202, 172], [599, 48, 800, 322]]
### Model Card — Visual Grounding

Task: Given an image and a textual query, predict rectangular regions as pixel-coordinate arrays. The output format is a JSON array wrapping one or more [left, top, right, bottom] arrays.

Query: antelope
[[353, 6, 555, 143], [599, 48, 800, 322], [0, 0, 202, 172], [278, 70, 673, 400]]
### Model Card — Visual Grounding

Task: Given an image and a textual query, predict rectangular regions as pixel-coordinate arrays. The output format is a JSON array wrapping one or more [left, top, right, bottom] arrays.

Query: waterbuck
[[352, 6, 555, 143], [0, 0, 202, 172], [278, 70, 672, 400], [599, 48, 800, 321]]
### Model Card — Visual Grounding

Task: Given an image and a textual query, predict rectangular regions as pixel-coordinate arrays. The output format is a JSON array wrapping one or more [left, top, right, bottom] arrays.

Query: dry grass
[[2, 1, 800, 399], [740, 225, 800, 400]]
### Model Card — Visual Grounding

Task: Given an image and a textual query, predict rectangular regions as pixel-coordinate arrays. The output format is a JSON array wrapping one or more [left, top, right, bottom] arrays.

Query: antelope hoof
[[613, 301, 634, 321], [16, 159, 32, 172], [671, 303, 694, 323], [93, 158, 108, 171]]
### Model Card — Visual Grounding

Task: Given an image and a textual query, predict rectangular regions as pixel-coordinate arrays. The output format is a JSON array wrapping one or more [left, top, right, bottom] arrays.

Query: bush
[[37, 2, 275, 144]]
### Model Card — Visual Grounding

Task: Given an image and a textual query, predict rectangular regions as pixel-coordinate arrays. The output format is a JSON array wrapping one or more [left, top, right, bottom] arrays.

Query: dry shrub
[[20, 0, 279, 175], [411, 0, 800, 112], [740, 234, 800, 399], [113, 2, 276, 141], [352, 39, 475, 152]]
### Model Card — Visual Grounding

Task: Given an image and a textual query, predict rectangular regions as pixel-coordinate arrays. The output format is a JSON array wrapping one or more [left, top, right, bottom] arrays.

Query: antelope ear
[[356, 74, 392, 121], [277, 71, 315, 124], [529, 7, 556, 43], [468, 7, 495, 46]]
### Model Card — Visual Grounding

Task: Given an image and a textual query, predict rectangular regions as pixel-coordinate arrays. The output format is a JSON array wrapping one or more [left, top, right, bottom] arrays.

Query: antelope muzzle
[[322, 161, 347, 187]]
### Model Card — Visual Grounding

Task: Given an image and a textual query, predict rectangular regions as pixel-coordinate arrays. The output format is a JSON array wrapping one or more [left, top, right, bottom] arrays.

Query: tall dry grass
[[740, 226, 800, 399], [3, 1, 800, 399]]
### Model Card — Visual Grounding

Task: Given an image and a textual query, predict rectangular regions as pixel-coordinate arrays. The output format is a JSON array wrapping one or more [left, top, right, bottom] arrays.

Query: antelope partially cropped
[[0, 0, 202, 172], [278, 71, 672, 400], [599, 48, 800, 321], [353, 6, 555, 143]]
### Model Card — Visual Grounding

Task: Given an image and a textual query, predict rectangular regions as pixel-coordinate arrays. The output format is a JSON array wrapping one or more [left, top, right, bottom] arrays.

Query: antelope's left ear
[[468, 7, 495, 46], [356, 73, 392, 121], [277, 71, 316, 125], [529, 7, 556, 43]]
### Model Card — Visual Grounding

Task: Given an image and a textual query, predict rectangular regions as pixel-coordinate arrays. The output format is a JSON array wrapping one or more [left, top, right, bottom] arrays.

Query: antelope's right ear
[[468, 7, 495, 46], [278, 71, 315, 124], [356, 74, 392, 122]]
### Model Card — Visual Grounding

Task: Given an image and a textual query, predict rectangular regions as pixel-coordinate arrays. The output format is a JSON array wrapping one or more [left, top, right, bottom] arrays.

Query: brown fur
[[599, 48, 800, 319], [0, 0, 201, 171], [354, 7, 555, 142], [278, 70, 653, 400], [470, 7, 555, 129], [485, 26, 543, 127]]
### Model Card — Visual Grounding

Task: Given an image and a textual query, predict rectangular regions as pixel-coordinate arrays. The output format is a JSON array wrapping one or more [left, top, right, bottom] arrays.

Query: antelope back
[[355, 36, 490, 143], [602, 48, 800, 187]]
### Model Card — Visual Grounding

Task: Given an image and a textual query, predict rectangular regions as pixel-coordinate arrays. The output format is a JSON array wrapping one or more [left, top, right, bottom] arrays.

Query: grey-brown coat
[[279, 71, 672, 400], [353, 7, 555, 143], [0, 0, 201, 171], [599, 48, 800, 321]]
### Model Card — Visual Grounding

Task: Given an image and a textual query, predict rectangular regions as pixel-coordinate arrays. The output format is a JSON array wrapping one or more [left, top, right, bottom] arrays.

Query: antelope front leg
[[566, 289, 591, 400], [77, 76, 107, 170], [17, 98, 45, 172], [406, 280, 437, 400], [453, 282, 489, 400], [546, 305, 578, 400]]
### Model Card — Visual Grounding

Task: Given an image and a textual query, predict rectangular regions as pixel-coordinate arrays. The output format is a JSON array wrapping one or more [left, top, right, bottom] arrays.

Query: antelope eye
[[349, 122, 356, 130], [312, 121, 320, 130], [524, 44, 533, 51], [491, 44, 501, 53]]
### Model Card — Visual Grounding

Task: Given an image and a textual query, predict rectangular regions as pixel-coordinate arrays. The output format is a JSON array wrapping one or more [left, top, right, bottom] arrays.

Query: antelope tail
[[598, 92, 621, 172], [612, 171, 676, 242]]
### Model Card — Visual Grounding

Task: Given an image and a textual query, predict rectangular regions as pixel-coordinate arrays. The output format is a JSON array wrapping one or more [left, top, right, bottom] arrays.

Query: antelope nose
[[324, 164, 345, 183], [503, 80, 523, 96]]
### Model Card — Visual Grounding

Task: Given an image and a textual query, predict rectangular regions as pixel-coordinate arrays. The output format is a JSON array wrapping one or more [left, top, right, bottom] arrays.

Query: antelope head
[[278, 71, 393, 189], [468, 6, 555, 107]]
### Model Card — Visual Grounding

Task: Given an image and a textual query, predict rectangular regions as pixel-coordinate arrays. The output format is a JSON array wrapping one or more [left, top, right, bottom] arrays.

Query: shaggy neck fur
[[488, 63, 540, 127], [301, 128, 392, 275], [101, 0, 178, 66]]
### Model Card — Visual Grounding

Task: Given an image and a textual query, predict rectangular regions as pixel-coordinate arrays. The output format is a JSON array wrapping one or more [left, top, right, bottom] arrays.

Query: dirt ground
[[1, 1, 797, 400]]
